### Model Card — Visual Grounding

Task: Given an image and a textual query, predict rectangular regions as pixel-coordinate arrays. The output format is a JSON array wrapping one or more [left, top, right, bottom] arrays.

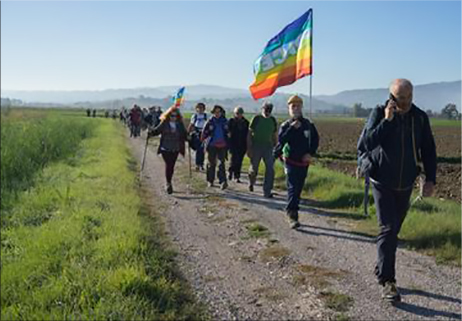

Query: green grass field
[[1, 110, 205, 320], [245, 157, 461, 265]]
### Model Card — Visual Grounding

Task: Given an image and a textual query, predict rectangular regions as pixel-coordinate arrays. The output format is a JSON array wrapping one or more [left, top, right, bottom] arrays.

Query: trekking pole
[[139, 134, 150, 186], [411, 175, 424, 206], [188, 141, 192, 178], [363, 174, 370, 216]]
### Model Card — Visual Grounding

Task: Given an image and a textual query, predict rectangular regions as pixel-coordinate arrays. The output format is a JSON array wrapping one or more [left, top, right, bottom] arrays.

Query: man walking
[[247, 102, 278, 198], [357, 79, 436, 302], [274, 95, 319, 228], [228, 106, 249, 183]]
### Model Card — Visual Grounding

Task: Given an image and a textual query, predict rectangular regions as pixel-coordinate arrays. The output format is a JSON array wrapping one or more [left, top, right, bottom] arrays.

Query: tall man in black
[[359, 79, 436, 302]]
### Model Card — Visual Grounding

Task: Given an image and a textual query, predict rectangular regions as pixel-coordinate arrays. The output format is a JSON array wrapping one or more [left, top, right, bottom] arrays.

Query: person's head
[[160, 106, 183, 123], [212, 105, 224, 118], [234, 106, 244, 119], [195, 102, 206, 114], [389, 79, 413, 114], [287, 95, 303, 118], [261, 102, 273, 117]]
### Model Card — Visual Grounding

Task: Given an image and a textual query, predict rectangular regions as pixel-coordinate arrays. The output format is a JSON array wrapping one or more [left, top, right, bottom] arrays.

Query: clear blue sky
[[1, 1, 461, 95]]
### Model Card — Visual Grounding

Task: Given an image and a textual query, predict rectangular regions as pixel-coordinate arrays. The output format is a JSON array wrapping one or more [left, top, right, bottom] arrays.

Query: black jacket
[[274, 117, 319, 166], [362, 103, 436, 190], [228, 117, 249, 153]]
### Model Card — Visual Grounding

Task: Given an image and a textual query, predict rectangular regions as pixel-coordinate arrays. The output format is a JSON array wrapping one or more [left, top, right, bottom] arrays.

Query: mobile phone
[[389, 94, 397, 110]]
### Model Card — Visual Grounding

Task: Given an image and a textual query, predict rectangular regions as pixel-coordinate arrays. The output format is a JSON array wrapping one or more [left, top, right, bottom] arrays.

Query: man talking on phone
[[358, 79, 437, 302], [274, 95, 319, 229]]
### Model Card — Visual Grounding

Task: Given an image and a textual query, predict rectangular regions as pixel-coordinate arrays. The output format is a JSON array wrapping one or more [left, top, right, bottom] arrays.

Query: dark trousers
[[229, 149, 246, 179], [161, 151, 179, 184], [206, 146, 227, 184], [195, 145, 205, 167], [372, 182, 412, 285], [285, 163, 308, 219], [191, 131, 205, 167]]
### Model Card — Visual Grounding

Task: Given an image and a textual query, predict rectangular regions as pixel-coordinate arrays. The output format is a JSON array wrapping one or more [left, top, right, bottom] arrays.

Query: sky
[[1, 1, 461, 95]]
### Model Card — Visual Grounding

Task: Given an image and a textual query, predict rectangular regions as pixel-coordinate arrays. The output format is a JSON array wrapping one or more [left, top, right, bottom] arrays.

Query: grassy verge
[[243, 157, 461, 265], [1, 112, 94, 218], [1, 117, 205, 320]]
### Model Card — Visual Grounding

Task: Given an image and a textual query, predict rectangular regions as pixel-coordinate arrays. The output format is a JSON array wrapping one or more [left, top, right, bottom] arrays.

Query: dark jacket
[[150, 120, 187, 156], [228, 117, 249, 153], [201, 116, 229, 150], [361, 103, 436, 190], [274, 117, 319, 167]]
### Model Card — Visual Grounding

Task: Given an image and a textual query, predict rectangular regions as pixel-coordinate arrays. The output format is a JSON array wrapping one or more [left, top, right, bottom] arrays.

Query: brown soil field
[[314, 120, 461, 203]]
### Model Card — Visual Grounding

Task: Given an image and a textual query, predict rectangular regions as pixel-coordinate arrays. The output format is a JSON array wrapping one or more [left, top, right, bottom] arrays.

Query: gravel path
[[129, 133, 461, 320]]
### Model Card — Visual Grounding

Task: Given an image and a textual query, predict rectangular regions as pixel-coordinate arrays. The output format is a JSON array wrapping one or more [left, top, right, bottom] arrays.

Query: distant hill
[[315, 80, 461, 112], [2, 81, 460, 113], [1, 85, 348, 113]]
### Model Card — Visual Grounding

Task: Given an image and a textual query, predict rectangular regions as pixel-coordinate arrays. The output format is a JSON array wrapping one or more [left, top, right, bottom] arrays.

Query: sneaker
[[236, 178, 241, 183], [166, 184, 173, 194], [221, 182, 228, 190], [249, 184, 254, 192], [207, 182, 214, 188], [382, 282, 401, 302], [264, 193, 274, 199]]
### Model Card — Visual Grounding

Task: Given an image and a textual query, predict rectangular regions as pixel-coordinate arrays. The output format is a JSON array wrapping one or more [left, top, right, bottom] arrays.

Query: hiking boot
[[382, 282, 401, 302], [290, 219, 301, 229], [264, 193, 274, 199], [249, 184, 254, 192], [221, 182, 228, 190], [166, 184, 173, 195]]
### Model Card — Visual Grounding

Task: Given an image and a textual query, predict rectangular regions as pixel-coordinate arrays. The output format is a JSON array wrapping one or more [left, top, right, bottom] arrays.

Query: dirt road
[[129, 133, 461, 320]]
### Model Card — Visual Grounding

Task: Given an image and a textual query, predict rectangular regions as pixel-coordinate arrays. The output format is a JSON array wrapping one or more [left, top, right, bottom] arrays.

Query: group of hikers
[[120, 105, 163, 138], [134, 78, 437, 304], [85, 108, 118, 119]]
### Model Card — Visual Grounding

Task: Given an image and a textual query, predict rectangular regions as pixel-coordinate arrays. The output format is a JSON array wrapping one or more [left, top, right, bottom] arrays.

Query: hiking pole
[[188, 141, 192, 178], [411, 175, 425, 207], [363, 174, 370, 216], [139, 134, 150, 186]]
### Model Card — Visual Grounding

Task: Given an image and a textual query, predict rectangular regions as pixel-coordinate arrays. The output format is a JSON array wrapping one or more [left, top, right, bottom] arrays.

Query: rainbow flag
[[172, 86, 185, 107], [250, 9, 312, 100]]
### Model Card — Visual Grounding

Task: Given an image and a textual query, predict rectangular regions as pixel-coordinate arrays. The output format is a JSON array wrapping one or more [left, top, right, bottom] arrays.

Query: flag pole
[[309, 9, 313, 119]]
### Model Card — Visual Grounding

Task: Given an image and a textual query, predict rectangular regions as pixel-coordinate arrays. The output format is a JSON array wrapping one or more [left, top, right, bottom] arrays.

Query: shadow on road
[[393, 301, 461, 320], [296, 224, 376, 244]]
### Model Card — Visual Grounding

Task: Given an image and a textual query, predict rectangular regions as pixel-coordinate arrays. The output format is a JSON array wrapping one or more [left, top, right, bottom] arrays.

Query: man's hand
[[302, 153, 311, 164], [385, 100, 397, 121], [422, 181, 435, 197], [291, 119, 301, 129]]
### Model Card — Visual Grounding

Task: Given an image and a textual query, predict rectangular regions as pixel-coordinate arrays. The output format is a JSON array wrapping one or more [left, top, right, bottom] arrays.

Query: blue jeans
[[372, 182, 412, 285], [285, 163, 308, 216]]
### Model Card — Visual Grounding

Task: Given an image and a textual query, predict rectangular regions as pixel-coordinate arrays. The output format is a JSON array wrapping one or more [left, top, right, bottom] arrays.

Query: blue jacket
[[361, 103, 436, 190], [201, 116, 229, 150]]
